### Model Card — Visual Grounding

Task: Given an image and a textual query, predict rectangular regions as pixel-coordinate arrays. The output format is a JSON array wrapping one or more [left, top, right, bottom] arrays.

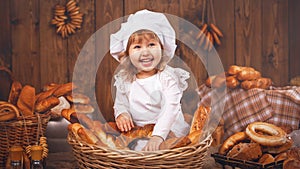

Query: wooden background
[[0, 0, 300, 122]]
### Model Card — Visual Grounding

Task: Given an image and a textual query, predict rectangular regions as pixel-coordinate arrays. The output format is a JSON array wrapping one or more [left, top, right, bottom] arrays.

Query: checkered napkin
[[197, 84, 300, 139]]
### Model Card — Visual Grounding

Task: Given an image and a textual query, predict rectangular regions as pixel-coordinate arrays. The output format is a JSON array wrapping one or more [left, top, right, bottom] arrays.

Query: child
[[110, 9, 190, 151]]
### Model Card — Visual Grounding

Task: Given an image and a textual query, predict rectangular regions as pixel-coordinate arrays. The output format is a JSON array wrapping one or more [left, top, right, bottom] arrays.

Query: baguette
[[8, 81, 22, 105], [35, 96, 60, 113], [17, 85, 35, 116], [53, 82, 76, 97], [159, 136, 191, 150], [189, 106, 211, 134], [61, 108, 79, 123]]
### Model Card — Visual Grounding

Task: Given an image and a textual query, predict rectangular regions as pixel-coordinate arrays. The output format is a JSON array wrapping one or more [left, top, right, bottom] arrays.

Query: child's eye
[[148, 43, 156, 47], [133, 45, 141, 49]]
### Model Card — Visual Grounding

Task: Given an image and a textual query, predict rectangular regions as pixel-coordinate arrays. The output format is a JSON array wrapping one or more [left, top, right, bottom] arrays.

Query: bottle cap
[[31, 145, 43, 160], [9, 145, 23, 161]]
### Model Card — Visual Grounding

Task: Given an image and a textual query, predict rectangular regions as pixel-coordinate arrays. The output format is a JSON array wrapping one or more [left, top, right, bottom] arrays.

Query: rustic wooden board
[[288, 0, 300, 80], [210, 0, 235, 72], [95, 0, 123, 122], [0, 0, 12, 68], [40, 0, 68, 88], [235, 0, 262, 70], [11, 0, 41, 90], [262, 0, 289, 86], [68, 0, 95, 96]]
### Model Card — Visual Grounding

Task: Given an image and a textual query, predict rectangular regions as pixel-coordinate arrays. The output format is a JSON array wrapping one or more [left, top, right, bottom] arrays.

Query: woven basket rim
[[0, 112, 51, 126], [67, 132, 213, 156]]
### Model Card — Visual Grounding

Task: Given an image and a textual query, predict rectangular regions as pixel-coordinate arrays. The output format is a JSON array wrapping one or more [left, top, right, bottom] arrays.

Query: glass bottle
[[30, 145, 44, 169], [9, 145, 24, 169]]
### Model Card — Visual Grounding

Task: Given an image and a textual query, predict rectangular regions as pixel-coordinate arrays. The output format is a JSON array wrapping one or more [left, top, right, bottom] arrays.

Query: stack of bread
[[218, 122, 298, 167], [0, 81, 79, 122], [205, 65, 272, 90], [64, 105, 212, 150]]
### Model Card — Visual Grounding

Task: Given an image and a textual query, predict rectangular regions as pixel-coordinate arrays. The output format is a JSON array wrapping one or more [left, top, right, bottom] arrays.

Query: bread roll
[[241, 78, 272, 90], [227, 65, 254, 76], [122, 124, 155, 138], [237, 68, 261, 81], [17, 85, 35, 116], [35, 96, 60, 113], [262, 137, 293, 154], [274, 152, 287, 162], [53, 82, 76, 97], [35, 86, 60, 103], [61, 108, 79, 123], [258, 153, 275, 165], [219, 132, 248, 155], [72, 103, 94, 114], [226, 76, 240, 89], [159, 136, 191, 150], [283, 158, 300, 169], [8, 81, 22, 105], [227, 142, 262, 161], [0, 101, 20, 121], [65, 93, 90, 104]]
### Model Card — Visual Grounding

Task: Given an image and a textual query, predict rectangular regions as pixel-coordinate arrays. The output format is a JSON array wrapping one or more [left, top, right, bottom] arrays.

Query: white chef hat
[[110, 9, 177, 62]]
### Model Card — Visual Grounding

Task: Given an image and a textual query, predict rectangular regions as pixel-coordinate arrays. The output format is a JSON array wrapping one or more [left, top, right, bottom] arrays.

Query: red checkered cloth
[[197, 84, 300, 139]]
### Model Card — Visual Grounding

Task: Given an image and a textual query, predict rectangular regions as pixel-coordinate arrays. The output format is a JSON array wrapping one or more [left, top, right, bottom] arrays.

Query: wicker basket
[[0, 113, 50, 167], [67, 133, 213, 169]]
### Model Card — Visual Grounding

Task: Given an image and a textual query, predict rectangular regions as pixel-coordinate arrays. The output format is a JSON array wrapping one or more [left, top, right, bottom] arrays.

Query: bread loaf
[[226, 76, 240, 89], [35, 96, 60, 113], [122, 124, 155, 138], [258, 153, 275, 165], [189, 106, 210, 134], [237, 68, 261, 81], [227, 142, 262, 161], [241, 78, 272, 90], [35, 85, 60, 103], [0, 101, 20, 121], [72, 103, 94, 114], [65, 93, 90, 104], [68, 123, 100, 144], [160, 136, 191, 150], [53, 82, 76, 97], [92, 121, 116, 148], [76, 113, 95, 129], [8, 81, 22, 105], [61, 108, 79, 123], [17, 85, 35, 116]]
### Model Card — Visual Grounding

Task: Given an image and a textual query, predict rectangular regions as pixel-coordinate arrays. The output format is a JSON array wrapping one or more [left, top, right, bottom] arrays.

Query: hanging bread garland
[[196, 0, 223, 52], [51, 0, 84, 38]]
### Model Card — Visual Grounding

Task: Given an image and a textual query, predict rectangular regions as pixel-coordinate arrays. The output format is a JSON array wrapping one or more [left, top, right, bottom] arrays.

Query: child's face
[[128, 35, 162, 73]]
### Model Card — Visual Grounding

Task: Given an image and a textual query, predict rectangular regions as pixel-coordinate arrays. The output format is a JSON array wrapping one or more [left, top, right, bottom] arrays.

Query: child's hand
[[142, 135, 164, 151], [116, 113, 134, 132]]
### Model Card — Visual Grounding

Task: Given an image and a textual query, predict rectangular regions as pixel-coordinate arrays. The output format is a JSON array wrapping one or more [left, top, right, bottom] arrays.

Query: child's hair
[[117, 29, 170, 82]]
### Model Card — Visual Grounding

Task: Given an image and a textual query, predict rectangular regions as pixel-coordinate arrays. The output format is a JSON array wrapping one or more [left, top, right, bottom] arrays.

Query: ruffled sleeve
[[161, 65, 190, 92], [114, 71, 131, 94], [113, 71, 131, 118]]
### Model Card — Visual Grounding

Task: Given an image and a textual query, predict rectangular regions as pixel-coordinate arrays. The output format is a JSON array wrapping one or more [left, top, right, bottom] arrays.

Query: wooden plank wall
[[0, 0, 299, 122]]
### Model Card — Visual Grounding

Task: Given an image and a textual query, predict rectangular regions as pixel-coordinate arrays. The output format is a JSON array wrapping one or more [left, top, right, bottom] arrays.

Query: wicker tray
[[0, 113, 50, 167], [211, 153, 284, 169], [67, 133, 213, 169]]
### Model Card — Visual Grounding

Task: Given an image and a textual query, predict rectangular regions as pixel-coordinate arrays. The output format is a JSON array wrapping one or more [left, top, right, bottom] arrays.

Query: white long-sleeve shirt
[[113, 66, 190, 140]]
